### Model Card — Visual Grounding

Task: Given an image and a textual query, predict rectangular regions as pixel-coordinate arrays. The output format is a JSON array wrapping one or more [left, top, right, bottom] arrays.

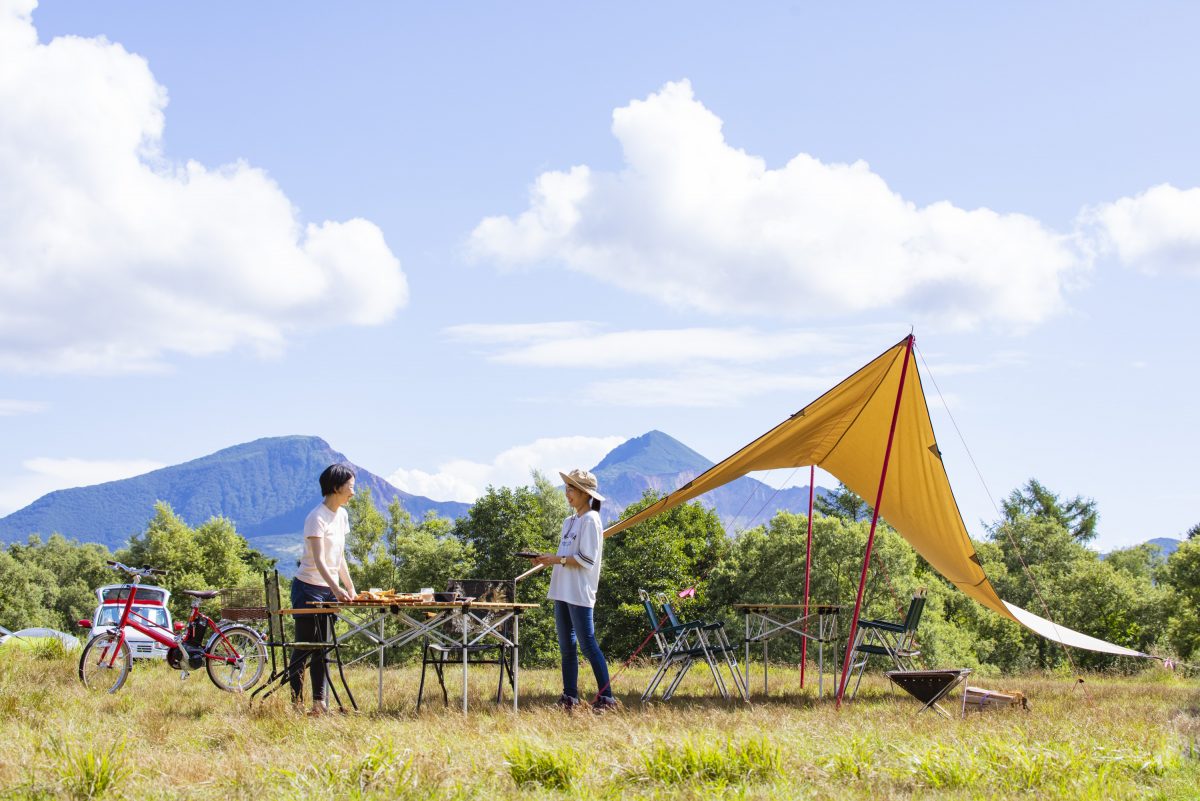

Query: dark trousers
[[288, 579, 335, 702], [554, 600, 613, 701]]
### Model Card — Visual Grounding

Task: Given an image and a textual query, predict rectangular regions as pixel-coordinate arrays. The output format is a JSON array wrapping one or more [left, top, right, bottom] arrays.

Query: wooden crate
[[964, 685, 1028, 711]]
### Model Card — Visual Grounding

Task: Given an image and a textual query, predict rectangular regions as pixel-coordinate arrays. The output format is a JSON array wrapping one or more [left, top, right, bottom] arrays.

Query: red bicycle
[[77, 561, 267, 694]]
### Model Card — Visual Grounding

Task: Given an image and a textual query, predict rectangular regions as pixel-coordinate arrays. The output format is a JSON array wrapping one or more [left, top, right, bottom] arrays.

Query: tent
[[603, 336, 1150, 700]]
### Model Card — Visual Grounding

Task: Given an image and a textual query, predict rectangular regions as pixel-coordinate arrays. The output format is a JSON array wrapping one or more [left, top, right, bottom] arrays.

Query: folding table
[[734, 603, 840, 697]]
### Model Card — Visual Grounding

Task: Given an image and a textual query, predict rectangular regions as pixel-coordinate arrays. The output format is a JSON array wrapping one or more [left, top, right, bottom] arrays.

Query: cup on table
[[420, 587, 435, 603]]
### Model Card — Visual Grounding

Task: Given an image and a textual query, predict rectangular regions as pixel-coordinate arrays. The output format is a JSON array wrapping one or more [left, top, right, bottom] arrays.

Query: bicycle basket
[[219, 586, 268, 621]]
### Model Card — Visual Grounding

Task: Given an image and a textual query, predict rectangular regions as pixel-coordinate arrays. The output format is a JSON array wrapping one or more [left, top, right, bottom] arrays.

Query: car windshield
[[96, 605, 168, 628]]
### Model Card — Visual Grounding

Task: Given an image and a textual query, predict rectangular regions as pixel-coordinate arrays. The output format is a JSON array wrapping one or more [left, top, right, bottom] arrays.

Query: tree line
[[3, 473, 1198, 674]]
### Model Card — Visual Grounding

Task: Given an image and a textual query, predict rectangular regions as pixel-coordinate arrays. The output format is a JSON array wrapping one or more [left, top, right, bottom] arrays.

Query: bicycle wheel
[[205, 624, 267, 692], [78, 632, 132, 693]]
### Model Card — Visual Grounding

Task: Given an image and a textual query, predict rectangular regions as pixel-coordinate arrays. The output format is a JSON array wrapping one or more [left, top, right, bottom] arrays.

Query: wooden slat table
[[301, 599, 540, 713]]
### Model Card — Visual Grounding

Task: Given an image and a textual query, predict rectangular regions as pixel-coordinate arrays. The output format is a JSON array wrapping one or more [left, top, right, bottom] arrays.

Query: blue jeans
[[554, 600, 613, 701]]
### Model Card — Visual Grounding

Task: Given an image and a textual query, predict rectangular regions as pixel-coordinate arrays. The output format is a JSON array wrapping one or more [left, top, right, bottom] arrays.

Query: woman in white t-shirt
[[288, 463, 358, 716], [529, 468, 617, 712]]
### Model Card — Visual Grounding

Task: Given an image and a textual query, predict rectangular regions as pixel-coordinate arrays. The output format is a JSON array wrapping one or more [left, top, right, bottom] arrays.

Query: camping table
[[885, 668, 972, 718], [308, 600, 540, 713], [734, 603, 841, 698]]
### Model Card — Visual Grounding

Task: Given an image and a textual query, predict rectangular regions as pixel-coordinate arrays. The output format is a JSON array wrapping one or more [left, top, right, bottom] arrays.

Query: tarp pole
[[835, 334, 914, 707], [801, 464, 814, 689]]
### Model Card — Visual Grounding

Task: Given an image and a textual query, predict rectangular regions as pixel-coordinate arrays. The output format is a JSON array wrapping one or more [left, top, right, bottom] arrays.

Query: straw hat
[[559, 468, 605, 502]]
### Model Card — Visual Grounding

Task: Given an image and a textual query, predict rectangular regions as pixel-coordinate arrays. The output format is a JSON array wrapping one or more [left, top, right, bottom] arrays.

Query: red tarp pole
[[801, 464, 814, 689], [835, 334, 914, 707]]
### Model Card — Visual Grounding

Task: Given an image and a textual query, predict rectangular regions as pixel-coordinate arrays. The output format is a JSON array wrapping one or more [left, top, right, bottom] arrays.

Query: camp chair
[[416, 579, 515, 710], [252, 572, 357, 711], [646, 593, 750, 702], [848, 589, 926, 699], [639, 589, 704, 702]]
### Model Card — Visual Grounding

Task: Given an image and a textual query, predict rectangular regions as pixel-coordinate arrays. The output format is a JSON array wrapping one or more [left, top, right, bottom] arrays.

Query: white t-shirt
[[295, 502, 349, 587], [547, 510, 603, 608]]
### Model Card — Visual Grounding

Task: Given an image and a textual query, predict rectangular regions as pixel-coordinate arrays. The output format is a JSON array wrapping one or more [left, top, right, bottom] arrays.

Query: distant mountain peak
[[594, 430, 713, 476], [0, 434, 468, 550]]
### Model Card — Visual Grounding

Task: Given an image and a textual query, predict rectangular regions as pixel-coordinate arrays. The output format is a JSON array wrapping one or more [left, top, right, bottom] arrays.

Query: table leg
[[461, 611, 469, 714], [512, 613, 520, 713], [377, 617, 384, 711], [763, 638, 768, 696], [743, 613, 750, 695]]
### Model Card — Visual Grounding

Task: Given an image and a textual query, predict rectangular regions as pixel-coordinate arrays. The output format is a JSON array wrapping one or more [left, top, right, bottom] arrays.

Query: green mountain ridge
[[0, 436, 469, 550]]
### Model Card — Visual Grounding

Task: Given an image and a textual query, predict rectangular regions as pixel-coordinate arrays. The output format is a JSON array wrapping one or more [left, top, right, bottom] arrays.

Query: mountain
[[1144, 537, 1183, 557], [591, 430, 830, 532], [0, 436, 469, 552]]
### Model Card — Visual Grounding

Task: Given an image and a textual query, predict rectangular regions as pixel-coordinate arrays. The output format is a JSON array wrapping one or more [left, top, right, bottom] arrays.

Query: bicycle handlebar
[[106, 559, 168, 577]]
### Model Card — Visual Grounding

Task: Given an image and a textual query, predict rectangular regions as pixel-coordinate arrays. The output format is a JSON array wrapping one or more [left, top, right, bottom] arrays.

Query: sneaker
[[592, 696, 622, 714], [554, 693, 581, 712], [307, 700, 329, 717]]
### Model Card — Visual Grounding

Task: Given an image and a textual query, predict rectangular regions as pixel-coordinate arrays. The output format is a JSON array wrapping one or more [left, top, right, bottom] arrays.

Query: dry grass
[[0, 647, 1197, 800]]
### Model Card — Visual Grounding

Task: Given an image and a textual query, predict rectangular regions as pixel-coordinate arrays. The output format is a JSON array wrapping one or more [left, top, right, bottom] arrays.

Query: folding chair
[[658, 595, 750, 702], [416, 579, 515, 710], [849, 589, 926, 699], [639, 589, 749, 703], [639, 589, 703, 702], [251, 571, 356, 711]]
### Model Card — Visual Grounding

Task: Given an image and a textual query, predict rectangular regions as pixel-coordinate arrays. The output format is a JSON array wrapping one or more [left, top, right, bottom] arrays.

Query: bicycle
[[78, 560, 268, 694]]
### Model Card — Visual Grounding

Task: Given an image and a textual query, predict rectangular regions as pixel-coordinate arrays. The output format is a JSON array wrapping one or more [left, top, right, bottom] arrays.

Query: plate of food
[[514, 551, 542, 560]]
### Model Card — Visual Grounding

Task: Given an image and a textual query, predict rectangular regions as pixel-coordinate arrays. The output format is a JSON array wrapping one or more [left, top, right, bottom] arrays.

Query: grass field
[[1, 643, 1198, 800]]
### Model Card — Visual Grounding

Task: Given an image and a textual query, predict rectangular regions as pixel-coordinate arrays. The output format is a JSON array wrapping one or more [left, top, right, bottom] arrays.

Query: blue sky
[[2, 1, 1197, 550]]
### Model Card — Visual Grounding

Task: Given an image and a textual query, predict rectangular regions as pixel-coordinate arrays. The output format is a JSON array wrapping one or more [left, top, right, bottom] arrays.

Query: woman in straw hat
[[527, 468, 618, 712]]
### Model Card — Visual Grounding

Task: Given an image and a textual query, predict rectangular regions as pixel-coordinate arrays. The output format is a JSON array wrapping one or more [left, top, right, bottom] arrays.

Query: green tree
[[1186, 522, 1200, 540], [598, 491, 729, 661], [979, 511, 1165, 670], [451, 479, 562, 665], [117, 502, 259, 619], [814, 483, 871, 522], [382, 501, 473, 594], [345, 487, 388, 586], [0, 548, 59, 629], [1001, 478, 1098, 543], [1162, 538, 1200, 659], [5, 534, 113, 631]]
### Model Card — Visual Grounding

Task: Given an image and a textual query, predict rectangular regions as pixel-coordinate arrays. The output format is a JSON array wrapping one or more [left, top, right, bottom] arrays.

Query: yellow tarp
[[604, 336, 1148, 657]]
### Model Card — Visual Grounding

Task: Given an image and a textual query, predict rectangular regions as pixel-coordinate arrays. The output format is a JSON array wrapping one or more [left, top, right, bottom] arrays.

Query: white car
[[85, 584, 174, 660]]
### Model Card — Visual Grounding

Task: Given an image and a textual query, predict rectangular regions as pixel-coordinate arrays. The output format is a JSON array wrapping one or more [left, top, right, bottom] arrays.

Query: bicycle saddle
[[181, 589, 220, 599]]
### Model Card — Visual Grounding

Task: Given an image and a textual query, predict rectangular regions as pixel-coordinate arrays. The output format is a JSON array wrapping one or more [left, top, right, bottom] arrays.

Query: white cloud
[[0, 455, 166, 515], [582, 366, 831, 408], [0, 1, 408, 373], [0, 399, 45, 415], [444, 321, 600, 346], [387, 435, 626, 503], [445, 322, 866, 368], [1081, 184, 1200, 276], [470, 79, 1086, 331]]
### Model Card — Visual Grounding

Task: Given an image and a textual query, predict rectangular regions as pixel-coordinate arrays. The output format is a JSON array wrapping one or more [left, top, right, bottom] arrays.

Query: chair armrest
[[859, 620, 905, 633], [660, 621, 705, 634]]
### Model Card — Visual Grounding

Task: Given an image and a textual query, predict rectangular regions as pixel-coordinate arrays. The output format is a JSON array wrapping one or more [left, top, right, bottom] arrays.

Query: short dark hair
[[590, 497, 602, 513], [319, 463, 355, 497]]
